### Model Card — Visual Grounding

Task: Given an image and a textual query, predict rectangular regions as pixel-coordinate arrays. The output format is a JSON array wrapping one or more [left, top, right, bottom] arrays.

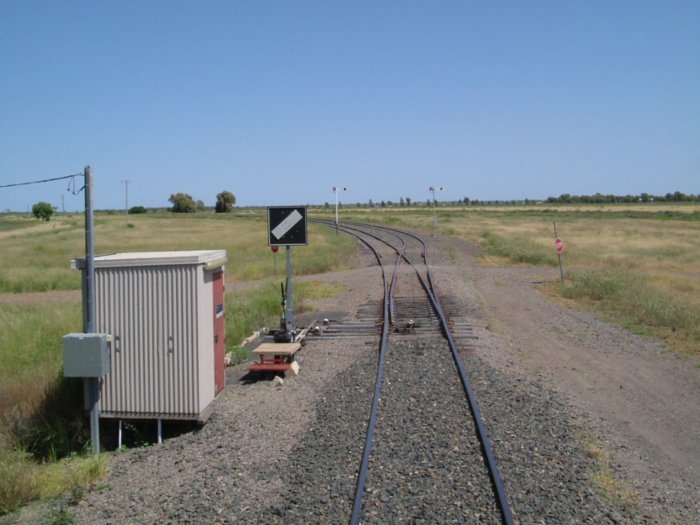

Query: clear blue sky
[[1, 1, 698, 211]]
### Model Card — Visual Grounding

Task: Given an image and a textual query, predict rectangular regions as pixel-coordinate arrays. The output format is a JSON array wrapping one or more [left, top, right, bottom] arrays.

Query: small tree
[[196, 200, 206, 212], [214, 191, 236, 213], [129, 205, 147, 214], [169, 193, 196, 213], [32, 201, 54, 221]]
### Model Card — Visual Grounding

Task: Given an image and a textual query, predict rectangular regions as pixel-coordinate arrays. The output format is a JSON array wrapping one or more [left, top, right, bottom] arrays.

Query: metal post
[[84, 165, 100, 454], [118, 419, 122, 449], [553, 221, 564, 283], [430, 186, 442, 234], [157, 419, 163, 444], [85, 166, 96, 332], [285, 245, 295, 336], [333, 186, 347, 233], [334, 187, 339, 233], [122, 179, 130, 226]]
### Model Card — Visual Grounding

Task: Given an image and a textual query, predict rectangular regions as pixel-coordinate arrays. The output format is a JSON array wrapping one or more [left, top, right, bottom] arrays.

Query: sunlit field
[[0, 210, 355, 514], [0, 209, 356, 412], [1, 203, 698, 513], [320, 203, 700, 355]]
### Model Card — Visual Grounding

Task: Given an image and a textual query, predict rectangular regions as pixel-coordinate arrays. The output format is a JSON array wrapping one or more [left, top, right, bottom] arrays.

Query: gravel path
[[12, 228, 698, 524]]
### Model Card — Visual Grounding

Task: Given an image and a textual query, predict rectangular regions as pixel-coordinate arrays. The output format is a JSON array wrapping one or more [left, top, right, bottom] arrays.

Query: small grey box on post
[[63, 333, 111, 378]]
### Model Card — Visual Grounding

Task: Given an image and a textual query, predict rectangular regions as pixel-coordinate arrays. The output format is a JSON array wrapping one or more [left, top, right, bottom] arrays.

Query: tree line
[[545, 191, 699, 204], [168, 191, 236, 213], [28, 188, 698, 222]]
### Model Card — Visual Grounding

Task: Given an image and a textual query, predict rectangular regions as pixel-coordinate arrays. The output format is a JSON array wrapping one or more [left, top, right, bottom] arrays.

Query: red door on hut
[[212, 270, 225, 394]]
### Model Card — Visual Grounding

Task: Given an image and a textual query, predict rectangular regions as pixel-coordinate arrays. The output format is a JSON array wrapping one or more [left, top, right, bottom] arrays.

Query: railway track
[[314, 220, 515, 524]]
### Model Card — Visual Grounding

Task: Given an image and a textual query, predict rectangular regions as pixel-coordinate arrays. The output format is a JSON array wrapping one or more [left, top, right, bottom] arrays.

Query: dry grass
[[0, 210, 355, 514], [584, 441, 638, 508], [38, 453, 109, 500], [0, 447, 108, 515], [0, 211, 358, 293], [335, 204, 700, 356]]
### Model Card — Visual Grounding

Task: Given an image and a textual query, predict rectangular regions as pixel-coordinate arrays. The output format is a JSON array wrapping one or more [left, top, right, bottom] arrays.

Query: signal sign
[[555, 238, 564, 254], [267, 206, 308, 246]]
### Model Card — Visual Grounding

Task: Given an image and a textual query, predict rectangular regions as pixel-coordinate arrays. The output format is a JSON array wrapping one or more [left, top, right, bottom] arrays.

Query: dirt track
[[441, 236, 700, 519]]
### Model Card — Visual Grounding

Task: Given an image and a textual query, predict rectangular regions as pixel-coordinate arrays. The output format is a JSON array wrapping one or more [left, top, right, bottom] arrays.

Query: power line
[[0, 173, 82, 190]]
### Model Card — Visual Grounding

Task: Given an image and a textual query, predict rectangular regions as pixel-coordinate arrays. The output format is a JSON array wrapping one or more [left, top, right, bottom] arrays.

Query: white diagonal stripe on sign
[[271, 209, 303, 240]]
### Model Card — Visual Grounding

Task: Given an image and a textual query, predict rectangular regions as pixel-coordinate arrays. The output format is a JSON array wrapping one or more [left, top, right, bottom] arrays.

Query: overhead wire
[[0, 173, 82, 190]]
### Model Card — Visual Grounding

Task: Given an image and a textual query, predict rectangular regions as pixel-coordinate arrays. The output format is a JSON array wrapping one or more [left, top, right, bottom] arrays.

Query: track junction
[[313, 220, 514, 524]]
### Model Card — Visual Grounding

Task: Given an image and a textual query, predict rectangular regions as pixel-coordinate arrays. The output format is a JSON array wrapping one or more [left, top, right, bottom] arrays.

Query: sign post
[[271, 245, 279, 275], [285, 246, 295, 333], [268, 207, 308, 338], [553, 221, 565, 283]]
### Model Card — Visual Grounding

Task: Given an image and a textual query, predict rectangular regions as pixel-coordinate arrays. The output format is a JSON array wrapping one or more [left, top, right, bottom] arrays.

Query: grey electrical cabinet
[[72, 250, 228, 422], [63, 333, 111, 377]]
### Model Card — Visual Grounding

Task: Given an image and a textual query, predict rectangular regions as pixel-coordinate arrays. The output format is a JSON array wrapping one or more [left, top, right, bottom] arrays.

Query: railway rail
[[314, 220, 515, 524]]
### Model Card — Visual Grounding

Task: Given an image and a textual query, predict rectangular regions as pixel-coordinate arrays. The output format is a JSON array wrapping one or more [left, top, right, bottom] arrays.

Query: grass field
[[329, 203, 700, 355], [0, 210, 356, 515], [1, 203, 698, 514]]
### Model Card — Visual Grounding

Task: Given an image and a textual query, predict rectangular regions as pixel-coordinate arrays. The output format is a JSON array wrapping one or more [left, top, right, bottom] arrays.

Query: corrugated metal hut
[[72, 250, 227, 422]]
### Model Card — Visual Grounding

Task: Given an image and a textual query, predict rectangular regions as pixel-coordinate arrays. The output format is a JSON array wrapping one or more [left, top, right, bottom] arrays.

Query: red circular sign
[[271, 246, 279, 253], [555, 238, 564, 254]]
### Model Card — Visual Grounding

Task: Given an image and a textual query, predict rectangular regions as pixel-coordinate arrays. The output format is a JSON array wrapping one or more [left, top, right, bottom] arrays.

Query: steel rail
[[339, 220, 515, 525], [326, 223, 404, 525]]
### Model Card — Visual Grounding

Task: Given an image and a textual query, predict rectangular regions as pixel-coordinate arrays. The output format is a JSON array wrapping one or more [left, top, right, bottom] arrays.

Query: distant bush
[[128, 206, 147, 214], [31, 202, 54, 222], [168, 193, 196, 213], [215, 191, 236, 213]]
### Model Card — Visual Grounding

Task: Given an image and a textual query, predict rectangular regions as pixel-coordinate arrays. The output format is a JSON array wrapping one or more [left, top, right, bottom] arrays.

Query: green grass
[[227, 283, 284, 357], [0, 216, 41, 233], [0, 447, 107, 516], [0, 302, 84, 459], [478, 230, 555, 266], [0, 212, 358, 293], [562, 270, 700, 354], [0, 449, 38, 515], [0, 302, 82, 391], [226, 280, 346, 362], [38, 453, 108, 500], [0, 223, 85, 293], [0, 211, 357, 514], [0, 300, 88, 515]]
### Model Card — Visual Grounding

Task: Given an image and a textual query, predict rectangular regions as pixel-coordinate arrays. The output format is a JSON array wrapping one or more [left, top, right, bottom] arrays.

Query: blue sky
[[0, 1, 698, 211]]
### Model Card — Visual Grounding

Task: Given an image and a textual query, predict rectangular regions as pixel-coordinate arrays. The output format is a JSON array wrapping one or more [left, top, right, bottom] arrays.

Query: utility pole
[[121, 179, 130, 226], [83, 166, 100, 454]]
